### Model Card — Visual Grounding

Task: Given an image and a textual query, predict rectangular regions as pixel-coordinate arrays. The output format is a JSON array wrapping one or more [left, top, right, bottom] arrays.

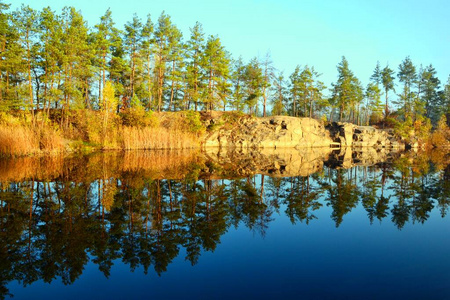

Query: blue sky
[[9, 0, 450, 94]]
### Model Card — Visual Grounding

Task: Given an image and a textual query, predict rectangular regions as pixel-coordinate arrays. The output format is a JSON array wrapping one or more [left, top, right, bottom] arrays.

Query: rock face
[[203, 116, 333, 149], [202, 113, 405, 150], [326, 122, 405, 149]]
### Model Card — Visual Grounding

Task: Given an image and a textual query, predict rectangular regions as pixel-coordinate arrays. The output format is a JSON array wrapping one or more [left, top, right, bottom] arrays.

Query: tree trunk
[[263, 86, 267, 117], [169, 60, 175, 110], [27, 31, 34, 122], [384, 88, 389, 120]]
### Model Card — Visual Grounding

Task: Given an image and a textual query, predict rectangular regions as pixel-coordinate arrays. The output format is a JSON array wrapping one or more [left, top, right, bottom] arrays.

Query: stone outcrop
[[203, 115, 333, 149], [201, 113, 405, 150], [326, 122, 405, 149]]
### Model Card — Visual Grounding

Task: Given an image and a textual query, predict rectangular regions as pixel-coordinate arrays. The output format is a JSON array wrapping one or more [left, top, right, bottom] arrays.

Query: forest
[[0, 3, 450, 154]]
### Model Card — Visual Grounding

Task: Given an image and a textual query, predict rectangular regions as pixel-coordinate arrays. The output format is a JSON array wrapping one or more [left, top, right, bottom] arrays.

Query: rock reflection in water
[[0, 149, 448, 298]]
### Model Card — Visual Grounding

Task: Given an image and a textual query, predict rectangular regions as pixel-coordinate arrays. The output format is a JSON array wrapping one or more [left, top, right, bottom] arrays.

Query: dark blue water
[[1, 152, 449, 299]]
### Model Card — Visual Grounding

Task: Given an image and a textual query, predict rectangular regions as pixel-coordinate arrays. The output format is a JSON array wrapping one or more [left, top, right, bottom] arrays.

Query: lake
[[1, 149, 449, 299]]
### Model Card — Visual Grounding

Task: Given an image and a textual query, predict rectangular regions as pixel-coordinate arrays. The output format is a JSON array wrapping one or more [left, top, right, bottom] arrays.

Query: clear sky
[[9, 0, 450, 94]]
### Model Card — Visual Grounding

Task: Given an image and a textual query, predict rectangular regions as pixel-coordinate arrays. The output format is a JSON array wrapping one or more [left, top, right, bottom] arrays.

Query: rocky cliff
[[201, 112, 404, 150]]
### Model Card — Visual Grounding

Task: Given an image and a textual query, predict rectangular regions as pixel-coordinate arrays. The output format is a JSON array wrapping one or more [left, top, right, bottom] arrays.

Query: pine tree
[[12, 5, 39, 115], [0, 0, 10, 104], [60, 6, 92, 121], [289, 65, 301, 117], [166, 23, 184, 111], [243, 57, 263, 114], [93, 9, 117, 109], [124, 14, 143, 105], [397, 56, 417, 119], [271, 71, 286, 116], [443, 76, 450, 119], [230, 56, 246, 111], [308, 67, 326, 119], [331, 57, 363, 122], [140, 14, 154, 109], [154, 12, 172, 112], [381, 64, 395, 119], [202, 35, 230, 111], [295, 65, 325, 118], [418, 64, 441, 123], [184, 22, 205, 111], [261, 52, 273, 117], [0, 3, 24, 109], [39, 7, 64, 112], [370, 61, 382, 86], [365, 83, 383, 125]]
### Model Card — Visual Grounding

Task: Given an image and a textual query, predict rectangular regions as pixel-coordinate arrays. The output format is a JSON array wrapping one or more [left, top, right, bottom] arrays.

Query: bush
[[120, 108, 159, 127], [184, 110, 204, 134]]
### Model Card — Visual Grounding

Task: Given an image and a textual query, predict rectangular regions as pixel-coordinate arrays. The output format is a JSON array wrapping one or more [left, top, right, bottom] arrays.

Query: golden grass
[[0, 124, 64, 156], [0, 125, 40, 155], [39, 126, 64, 152], [121, 126, 200, 150]]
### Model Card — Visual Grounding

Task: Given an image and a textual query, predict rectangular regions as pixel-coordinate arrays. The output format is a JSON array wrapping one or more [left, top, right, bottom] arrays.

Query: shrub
[[120, 108, 159, 127], [184, 110, 204, 134]]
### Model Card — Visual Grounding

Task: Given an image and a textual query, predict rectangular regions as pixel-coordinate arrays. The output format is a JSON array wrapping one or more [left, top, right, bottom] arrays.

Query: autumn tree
[[100, 81, 117, 143]]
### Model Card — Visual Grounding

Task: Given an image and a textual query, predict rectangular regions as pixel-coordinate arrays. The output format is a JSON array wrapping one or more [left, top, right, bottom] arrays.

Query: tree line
[[1, 3, 449, 125]]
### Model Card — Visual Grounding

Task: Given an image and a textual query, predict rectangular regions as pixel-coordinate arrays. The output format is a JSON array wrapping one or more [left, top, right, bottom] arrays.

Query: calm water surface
[[1, 150, 449, 299]]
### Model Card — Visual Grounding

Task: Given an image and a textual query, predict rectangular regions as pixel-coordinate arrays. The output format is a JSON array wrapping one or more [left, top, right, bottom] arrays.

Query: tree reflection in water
[[0, 149, 448, 298]]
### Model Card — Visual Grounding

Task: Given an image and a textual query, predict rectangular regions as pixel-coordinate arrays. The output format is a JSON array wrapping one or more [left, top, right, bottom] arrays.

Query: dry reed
[[121, 126, 200, 150], [0, 125, 40, 155], [0, 124, 64, 156]]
